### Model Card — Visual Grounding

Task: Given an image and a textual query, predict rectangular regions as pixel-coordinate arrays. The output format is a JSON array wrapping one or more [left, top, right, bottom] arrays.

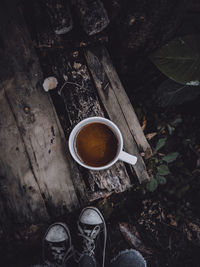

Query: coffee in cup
[[69, 117, 137, 171], [75, 122, 119, 167]]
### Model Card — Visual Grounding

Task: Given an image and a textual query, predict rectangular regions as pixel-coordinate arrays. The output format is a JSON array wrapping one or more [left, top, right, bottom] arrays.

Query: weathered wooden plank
[[85, 46, 152, 158], [72, 0, 110, 35], [39, 49, 132, 199], [85, 46, 151, 183], [0, 0, 79, 233], [0, 89, 49, 225]]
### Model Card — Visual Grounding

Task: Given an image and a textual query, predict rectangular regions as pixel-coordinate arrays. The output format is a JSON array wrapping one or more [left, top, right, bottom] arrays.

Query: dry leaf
[[145, 132, 157, 140], [73, 62, 82, 70], [167, 214, 177, 227], [141, 115, 147, 131], [80, 41, 87, 47], [119, 222, 153, 255], [183, 222, 200, 244]]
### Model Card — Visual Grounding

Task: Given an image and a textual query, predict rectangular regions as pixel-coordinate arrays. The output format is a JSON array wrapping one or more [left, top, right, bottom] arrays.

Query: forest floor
[[98, 61, 200, 267]]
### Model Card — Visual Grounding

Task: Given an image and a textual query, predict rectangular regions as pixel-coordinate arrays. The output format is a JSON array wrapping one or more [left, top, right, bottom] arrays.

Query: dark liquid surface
[[76, 122, 119, 167]]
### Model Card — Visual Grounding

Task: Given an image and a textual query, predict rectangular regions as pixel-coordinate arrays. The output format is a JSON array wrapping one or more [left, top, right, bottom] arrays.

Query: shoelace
[[75, 209, 107, 267], [78, 223, 101, 256]]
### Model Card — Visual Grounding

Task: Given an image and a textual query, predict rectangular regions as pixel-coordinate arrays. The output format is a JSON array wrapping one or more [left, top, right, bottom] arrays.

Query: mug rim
[[68, 117, 123, 170]]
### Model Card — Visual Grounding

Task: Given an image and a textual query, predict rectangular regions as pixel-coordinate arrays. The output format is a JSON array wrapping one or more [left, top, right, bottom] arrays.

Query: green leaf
[[167, 124, 175, 135], [155, 138, 167, 152], [146, 177, 158, 192], [150, 35, 200, 85], [170, 116, 182, 126], [163, 152, 179, 163], [156, 79, 200, 107], [157, 165, 170, 175], [156, 175, 166, 185]]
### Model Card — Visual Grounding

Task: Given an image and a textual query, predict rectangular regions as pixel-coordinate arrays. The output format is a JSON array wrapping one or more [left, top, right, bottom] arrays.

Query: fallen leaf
[[146, 177, 158, 192], [162, 152, 179, 163], [119, 222, 153, 255], [141, 115, 147, 131], [73, 62, 82, 70], [145, 132, 157, 140], [80, 41, 87, 47], [155, 138, 167, 152], [157, 164, 170, 175], [156, 175, 166, 185], [167, 214, 177, 227]]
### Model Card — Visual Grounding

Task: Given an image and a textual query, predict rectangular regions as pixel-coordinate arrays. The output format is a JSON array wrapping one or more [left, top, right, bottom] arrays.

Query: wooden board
[[85, 46, 151, 183], [0, 0, 80, 241], [0, 88, 49, 228]]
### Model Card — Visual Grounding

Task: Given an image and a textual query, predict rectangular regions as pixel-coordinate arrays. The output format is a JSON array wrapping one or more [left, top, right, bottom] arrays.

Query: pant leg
[[79, 254, 97, 267], [110, 249, 147, 267]]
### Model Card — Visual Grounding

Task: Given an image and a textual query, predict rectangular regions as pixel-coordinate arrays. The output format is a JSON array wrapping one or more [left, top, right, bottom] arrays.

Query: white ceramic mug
[[68, 117, 137, 171]]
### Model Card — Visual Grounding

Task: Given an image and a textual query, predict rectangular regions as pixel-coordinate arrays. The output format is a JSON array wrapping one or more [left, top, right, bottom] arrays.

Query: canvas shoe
[[42, 222, 74, 267], [75, 207, 107, 267]]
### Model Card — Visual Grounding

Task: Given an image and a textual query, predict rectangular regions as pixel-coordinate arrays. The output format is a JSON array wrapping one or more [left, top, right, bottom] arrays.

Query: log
[[85, 46, 151, 183], [24, 0, 109, 50], [45, 0, 73, 35], [26, 0, 73, 48], [72, 0, 110, 35], [0, 0, 80, 242], [39, 49, 132, 200]]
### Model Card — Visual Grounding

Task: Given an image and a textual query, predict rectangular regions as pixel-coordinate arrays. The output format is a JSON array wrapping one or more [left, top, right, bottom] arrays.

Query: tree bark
[[72, 0, 110, 35]]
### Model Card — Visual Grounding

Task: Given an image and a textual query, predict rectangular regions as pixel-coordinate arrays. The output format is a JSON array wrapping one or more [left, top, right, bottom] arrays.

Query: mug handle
[[118, 151, 137, 165]]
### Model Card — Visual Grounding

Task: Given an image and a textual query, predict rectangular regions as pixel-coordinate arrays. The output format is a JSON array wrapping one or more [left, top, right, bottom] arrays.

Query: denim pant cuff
[[111, 249, 147, 267], [79, 253, 97, 267]]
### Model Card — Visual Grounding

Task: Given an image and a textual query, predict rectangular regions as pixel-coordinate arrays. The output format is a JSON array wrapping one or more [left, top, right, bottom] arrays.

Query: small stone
[[43, 77, 58, 92]]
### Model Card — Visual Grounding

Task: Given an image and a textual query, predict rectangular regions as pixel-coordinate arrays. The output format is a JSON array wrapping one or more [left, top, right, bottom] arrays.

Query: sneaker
[[75, 207, 107, 267], [42, 222, 74, 267]]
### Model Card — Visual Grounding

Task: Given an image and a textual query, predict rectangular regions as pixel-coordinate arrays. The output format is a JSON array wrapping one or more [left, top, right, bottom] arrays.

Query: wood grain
[[0, 0, 79, 241], [85, 46, 151, 183], [39, 49, 132, 199]]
